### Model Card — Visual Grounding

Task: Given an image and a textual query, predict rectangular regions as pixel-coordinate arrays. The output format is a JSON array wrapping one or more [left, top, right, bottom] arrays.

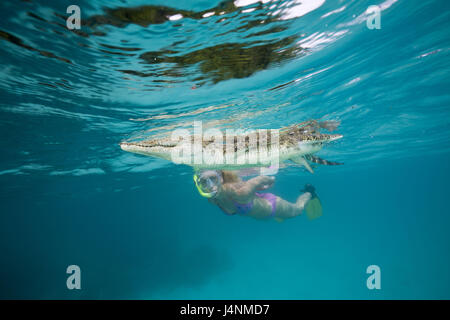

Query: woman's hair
[[221, 170, 241, 183]]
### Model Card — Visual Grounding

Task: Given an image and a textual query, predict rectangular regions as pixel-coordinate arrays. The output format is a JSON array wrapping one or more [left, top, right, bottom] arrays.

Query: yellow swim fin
[[305, 196, 323, 220], [274, 217, 285, 223]]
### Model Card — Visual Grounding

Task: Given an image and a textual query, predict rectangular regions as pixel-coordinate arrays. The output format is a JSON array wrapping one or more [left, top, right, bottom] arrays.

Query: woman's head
[[194, 170, 223, 198]]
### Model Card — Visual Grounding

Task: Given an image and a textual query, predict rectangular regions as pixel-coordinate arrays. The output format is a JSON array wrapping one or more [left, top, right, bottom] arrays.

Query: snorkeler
[[194, 170, 322, 221]]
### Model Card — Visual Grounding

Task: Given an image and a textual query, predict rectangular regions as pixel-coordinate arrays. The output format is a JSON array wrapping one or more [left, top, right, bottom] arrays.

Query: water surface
[[0, 0, 449, 299]]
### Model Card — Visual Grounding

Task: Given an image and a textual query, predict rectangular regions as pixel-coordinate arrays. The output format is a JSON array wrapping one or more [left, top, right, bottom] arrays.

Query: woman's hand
[[235, 175, 276, 197]]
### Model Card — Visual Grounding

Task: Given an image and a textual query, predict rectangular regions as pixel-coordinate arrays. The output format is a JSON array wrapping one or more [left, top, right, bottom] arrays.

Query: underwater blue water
[[0, 0, 449, 299]]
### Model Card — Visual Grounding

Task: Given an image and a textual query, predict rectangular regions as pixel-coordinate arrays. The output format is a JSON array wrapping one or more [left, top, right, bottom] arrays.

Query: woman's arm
[[230, 175, 275, 198]]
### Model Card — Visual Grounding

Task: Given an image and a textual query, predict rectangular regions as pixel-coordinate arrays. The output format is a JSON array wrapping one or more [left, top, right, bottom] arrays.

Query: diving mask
[[193, 170, 222, 198]]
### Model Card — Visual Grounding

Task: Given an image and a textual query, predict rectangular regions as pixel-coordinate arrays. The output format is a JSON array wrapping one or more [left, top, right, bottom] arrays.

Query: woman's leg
[[274, 192, 311, 219]]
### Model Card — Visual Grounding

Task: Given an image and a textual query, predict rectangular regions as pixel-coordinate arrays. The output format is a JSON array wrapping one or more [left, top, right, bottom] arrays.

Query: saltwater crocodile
[[120, 120, 343, 173]]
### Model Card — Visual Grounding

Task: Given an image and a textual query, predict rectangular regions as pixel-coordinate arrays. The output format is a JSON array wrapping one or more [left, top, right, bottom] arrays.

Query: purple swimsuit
[[233, 192, 277, 217]]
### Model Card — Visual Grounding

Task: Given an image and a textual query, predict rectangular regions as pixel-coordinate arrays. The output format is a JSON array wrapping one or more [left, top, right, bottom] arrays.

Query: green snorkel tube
[[193, 173, 218, 199]]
